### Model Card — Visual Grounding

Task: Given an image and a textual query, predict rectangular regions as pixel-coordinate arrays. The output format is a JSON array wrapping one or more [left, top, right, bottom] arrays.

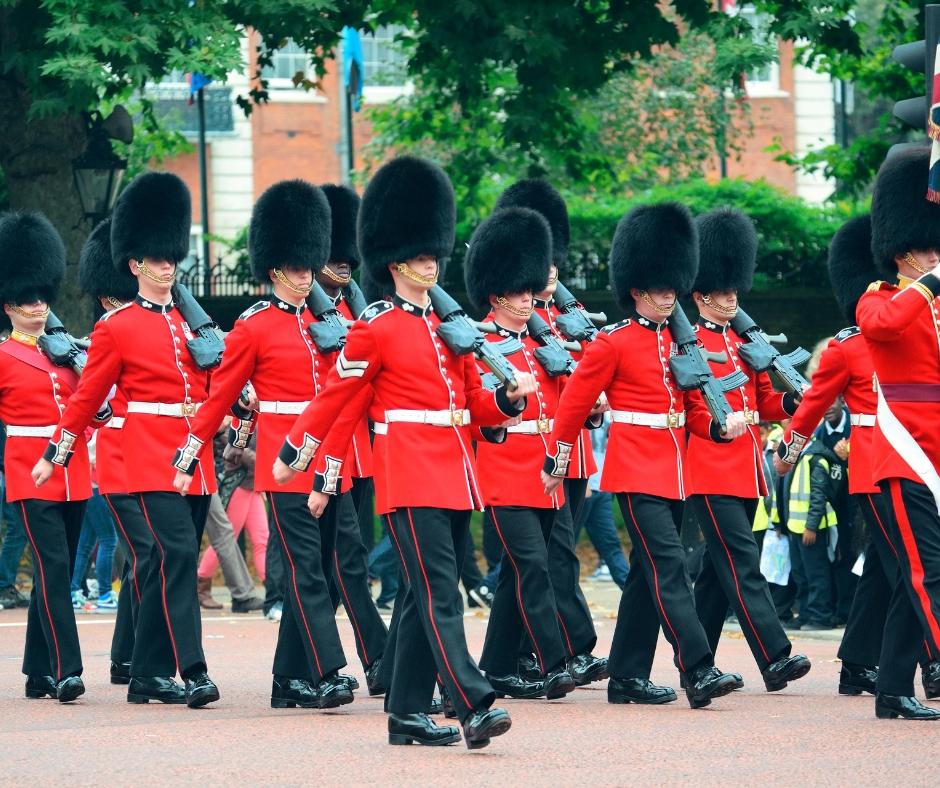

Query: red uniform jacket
[[474, 318, 565, 510], [857, 277, 940, 484], [179, 298, 349, 495], [280, 295, 522, 511], [95, 387, 128, 495], [337, 295, 374, 479], [545, 313, 719, 500], [783, 326, 878, 494], [535, 297, 597, 480], [0, 335, 93, 502], [686, 319, 794, 498], [48, 297, 217, 495]]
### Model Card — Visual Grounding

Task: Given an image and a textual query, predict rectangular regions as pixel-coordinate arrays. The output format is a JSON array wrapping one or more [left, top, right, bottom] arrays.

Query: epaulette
[[601, 319, 631, 335], [359, 300, 394, 323], [866, 280, 891, 293], [101, 301, 134, 321], [238, 300, 271, 321], [835, 326, 860, 342]]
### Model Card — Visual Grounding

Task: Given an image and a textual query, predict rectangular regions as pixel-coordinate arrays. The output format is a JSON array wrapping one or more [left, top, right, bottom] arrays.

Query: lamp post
[[72, 117, 128, 224]]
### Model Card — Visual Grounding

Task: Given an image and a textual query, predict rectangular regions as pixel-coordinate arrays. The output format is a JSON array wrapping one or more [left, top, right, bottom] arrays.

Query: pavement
[[1, 581, 937, 787]]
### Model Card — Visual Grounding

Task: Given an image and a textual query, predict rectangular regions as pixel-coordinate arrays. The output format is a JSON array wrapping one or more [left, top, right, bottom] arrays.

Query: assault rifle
[[730, 307, 810, 397]]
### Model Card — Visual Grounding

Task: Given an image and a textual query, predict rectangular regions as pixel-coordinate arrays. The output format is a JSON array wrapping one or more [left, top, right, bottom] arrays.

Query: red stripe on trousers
[[19, 502, 63, 679], [105, 495, 141, 603], [333, 548, 369, 666], [137, 496, 182, 674]]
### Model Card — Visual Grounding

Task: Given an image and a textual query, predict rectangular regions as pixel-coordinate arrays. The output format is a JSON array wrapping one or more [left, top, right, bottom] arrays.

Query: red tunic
[[546, 313, 717, 500], [95, 387, 128, 495], [782, 326, 878, 494], [0, 336, 92, 502], [857, 278, 940, 484], [337, 296, 374, 479], [686, 319, 793, 498], [281, 295, 521, 511], [48, 297, 217, 495]]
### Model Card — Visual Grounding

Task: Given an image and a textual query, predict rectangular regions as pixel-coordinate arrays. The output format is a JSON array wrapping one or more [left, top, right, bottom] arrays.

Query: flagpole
[[197, 86, 211, 295]]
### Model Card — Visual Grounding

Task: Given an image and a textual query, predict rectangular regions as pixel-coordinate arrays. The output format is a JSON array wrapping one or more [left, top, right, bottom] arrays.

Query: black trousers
[[608, 493, 712, 680], [330, 490, 387, 670], [105, 493, 153, 665], [480, 506, 567, 676], [542, 477, 596, 655], [351, 476, 375, 553], [131, 493, 209, 678], [877, 480, 940, 695], [267, 492, 347, 682], [386, 507, 494, 722], [692, 495, 791, 670], [19, 499, 85, 680]]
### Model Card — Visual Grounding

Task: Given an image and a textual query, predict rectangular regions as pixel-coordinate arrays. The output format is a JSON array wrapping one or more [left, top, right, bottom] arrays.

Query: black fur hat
[[828, 214, 877, 324], [693, 207, 757, 294], [464, 208, 552, 312], [358, 266, 393, 303], [79, 218, 138, 302], [494, 179, 570, 265], [248, 179, 332, 283], [321, 183, 361, 268], [110, 172, 192, 275], [357, 155, 455, 287], [0, 211, 66, 306], [870, 146, 940, 276], [609, 202, 698, 310]]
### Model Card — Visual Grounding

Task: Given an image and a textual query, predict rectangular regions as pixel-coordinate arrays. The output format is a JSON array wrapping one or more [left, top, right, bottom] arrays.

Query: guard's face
[[490, 291, 534, 320], [317, 260, 352, 287], [281, 265, 313, 290], [132, 257, 177, 288], [646, 288, 677, 311], [537, 265, 558, 299], [4, 299, 49, 333], [909, 249, 940, 273]]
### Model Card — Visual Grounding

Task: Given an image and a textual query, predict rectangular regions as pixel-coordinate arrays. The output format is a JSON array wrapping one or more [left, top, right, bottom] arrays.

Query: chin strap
[[495, 296, 533, 318], [272, 268, 312, 296], [8, 304, 50, 319], [639, 291, 675, 315], [701, 294, 738, 316], [135, 260, 177, 284], [320, 265, 351, 285], [395, 263, 438, 286]]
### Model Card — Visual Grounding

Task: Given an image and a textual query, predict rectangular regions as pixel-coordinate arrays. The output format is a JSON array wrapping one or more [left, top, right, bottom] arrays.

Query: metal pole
[[345, 87, 355, 182], [197, 87, 210, 296]]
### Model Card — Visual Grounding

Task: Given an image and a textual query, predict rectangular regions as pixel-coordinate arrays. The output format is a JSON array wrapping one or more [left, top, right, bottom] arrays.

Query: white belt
[[105, 417, 125, 429], [507, 417, 554, 435], [126, 401, 202, 418], [373, 423, 389, 436], [850, 414, 876, 427], [258, 400, 310, 415], [5, 425, 55, 438], [611, 410, 685, 429], [383, 408, 471, 428]]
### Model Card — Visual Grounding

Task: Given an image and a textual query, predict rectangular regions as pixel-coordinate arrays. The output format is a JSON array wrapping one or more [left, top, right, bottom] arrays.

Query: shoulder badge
[[360, 300, 394, 323], [835, 326, 860, 343], [101, 301, 134, 322], [601, 318, 631, 335], [865, 280, 889, 293], [238, 300, 271, 321]]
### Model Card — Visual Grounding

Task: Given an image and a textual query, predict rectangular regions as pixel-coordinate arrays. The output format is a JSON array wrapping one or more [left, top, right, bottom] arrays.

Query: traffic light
[[892, 4, 940, 133]]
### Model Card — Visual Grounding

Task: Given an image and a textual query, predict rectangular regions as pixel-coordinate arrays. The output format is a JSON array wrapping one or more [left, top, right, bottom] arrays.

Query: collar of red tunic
[[135, 295, 175, 314], [696, 316, 729, 334], [393, 293, 433, 317]]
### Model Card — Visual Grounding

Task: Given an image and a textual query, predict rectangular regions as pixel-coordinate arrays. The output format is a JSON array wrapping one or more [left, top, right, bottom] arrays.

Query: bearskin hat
[[79, 218, 138, 302], [828, 214, 877, 324], [321, 184, 361, 268], [464, 208, 552, 313], [609, 202, 698, 310], [0, 211, 66, 307], [248, 180, 331, 283], [357, 156, 455, 287], [693, 207, 757, 294], [494, 179, 570, 265], [870, 146, 940, 276], [358, 266, 393, 304]]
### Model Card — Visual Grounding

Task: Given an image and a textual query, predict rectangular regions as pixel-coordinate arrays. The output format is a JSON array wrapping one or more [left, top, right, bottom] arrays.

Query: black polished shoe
[[762, 654, 812, 692], [365, 659, 386, 697], [128, 676, 186, 704], [110, 661, 132, 685], [839, 663, 877, 696], [683, 665, 738, 709], [427, 697, 443, 715], [271, 675, 319, 708], [486, 673, 546, 699], [608, 676, 678, 705], [337, 673, 360, 691], [462, 707, 512, 750], [875, 692, 940, 720], [544, 667, 577, 699], [567, 653, 609, 686], [56, 676, 85, 703], [230, 595, 264, 613], [388, 713, 461, 746], [680, 672, 743, 690], [518, 653, 541, 682], [184, 672, 220, 708], [441, 686, 457, 719], [315, 675, 354, 709], [25, 675, 57, 699], [922, 661, 940, 700]]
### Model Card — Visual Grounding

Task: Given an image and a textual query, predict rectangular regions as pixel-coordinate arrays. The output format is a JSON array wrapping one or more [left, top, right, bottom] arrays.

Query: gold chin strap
[[320, 265, 351, 285], [135, 260, 176, 284], [495, 296, 533, 318], [395, 263, 438, 286], [701, 293, 738, 316], [105, 296, 127, 311], [904, 252, 934, 276], [640, 291, 675, 315], [10, 329, 40, 346], [8, 304, 50, 319], [272, 268, 312, 296]]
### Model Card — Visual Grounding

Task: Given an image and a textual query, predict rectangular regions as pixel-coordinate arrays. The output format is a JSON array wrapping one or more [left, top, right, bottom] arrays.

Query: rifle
[[552, 280, 607, 343], [668, 306, 747, 433], [343, 278, 369, 319], [526, 309, 577, 377], [171, 283, 225, 370], [39, 311, 89, 376], [730, 306, 810, 397], [428, 285, 519, 391], [306, 280, 351, 354]]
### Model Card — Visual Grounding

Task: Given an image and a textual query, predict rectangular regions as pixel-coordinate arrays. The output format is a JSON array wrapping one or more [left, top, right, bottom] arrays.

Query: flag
[[187, 73, 212, 106], [342, 27, 365, 112], [928, 36, 940, 202], [721, 0, 736, 11]]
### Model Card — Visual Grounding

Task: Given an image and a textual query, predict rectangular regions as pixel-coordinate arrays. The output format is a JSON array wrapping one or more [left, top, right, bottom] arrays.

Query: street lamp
[[72, 110, 130, 224]]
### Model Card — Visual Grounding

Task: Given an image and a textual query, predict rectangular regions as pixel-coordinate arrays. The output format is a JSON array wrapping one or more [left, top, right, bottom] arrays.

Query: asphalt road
[[1, 599, 937, 787]]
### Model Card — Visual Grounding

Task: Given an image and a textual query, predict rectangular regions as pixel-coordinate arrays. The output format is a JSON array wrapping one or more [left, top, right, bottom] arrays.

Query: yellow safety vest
[[753, 425, 784, 533], [786, 453, 836, 535]]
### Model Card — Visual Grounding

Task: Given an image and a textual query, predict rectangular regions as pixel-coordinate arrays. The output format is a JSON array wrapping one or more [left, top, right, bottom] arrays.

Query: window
[[360, 25, 408, 88], [738, 5, 782, 95], [260, 39, 313, 87]]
